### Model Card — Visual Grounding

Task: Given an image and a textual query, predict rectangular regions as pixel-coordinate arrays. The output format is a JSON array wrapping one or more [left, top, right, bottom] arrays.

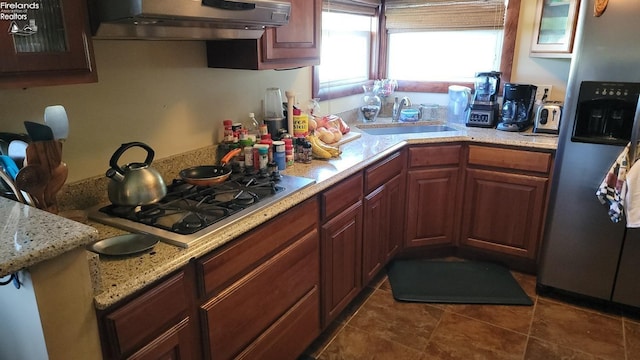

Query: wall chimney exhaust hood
[[90, 0, 291, 40]]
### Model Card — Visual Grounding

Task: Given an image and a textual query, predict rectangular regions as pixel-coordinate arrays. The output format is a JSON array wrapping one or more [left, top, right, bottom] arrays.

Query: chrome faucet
[[392, 96, 412, 122]]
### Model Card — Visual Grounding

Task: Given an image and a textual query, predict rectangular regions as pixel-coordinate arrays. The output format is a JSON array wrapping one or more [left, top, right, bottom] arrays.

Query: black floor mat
[[387, 259, 533, 306]]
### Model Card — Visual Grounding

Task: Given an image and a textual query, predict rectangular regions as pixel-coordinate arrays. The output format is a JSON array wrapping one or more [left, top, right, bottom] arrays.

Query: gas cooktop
[[88, 172, 315, 248]]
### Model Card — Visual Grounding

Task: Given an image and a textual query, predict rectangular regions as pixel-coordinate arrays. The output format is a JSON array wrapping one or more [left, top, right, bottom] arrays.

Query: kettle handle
[[109, 142, 155, 174]]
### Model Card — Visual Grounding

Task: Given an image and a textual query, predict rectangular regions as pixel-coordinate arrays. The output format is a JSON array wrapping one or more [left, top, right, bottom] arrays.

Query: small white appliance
[[533, 102, 562, 134]]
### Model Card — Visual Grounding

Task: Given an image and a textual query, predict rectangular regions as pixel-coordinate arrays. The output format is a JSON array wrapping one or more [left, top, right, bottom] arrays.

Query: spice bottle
[[302, 140, 312, 163], [258, 146, 268, 171], [244, 146, 253, 170], [283, 138, 294, 167], [223, 119, 234, 143], [293, 108, 308, 137], [273, 140, 286, 170], [260, 134, 273, 162]]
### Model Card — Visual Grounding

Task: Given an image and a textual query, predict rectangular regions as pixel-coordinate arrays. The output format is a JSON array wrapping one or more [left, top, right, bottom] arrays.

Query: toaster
[[533, 102, 562, 134]]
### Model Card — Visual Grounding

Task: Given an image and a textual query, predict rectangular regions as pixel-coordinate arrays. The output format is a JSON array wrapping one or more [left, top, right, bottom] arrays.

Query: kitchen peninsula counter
[[0, 122, 558, 310], [0, 200, 98, 277]]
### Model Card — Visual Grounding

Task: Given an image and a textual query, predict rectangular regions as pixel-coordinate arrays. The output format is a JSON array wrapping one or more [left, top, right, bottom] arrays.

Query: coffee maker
[[497, 83, 538, 132], [466, 71, 501, 128]]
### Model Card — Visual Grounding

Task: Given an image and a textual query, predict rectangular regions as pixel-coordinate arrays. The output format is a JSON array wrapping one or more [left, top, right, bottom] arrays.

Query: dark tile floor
[[302, 268, 640, 360]]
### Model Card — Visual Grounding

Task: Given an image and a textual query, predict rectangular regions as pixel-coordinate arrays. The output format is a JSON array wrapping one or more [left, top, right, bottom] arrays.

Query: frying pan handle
[[109, 142, 155, 174], [220, 148, 242, 166]]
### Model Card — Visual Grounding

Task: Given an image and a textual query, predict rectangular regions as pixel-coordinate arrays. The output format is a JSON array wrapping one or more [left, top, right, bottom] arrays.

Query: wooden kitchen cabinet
[[206, 0, 321, 70], [97, 269, 200, 360], [363, 150, 406, 284], [0, 0, 97, 88], [405, 144, 463, 248], [460, 145, 552, 265], [320, 173, 363, 327], [198, 197, 320, 360]]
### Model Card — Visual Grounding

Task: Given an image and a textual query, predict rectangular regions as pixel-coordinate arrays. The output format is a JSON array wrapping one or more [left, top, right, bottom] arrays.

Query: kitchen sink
[[357, 124, 458, 136]]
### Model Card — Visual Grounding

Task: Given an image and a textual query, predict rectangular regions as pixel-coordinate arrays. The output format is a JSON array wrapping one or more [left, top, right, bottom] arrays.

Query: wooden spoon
[[43, 162, 68, 214], [15, 164, 50, 210]]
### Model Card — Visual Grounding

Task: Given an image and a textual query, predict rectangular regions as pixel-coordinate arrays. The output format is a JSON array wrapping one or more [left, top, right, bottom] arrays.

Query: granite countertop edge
[[0, 202, 98, 278]]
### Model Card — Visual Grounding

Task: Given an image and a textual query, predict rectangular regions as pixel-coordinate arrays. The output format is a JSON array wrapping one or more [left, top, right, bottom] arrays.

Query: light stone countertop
[[0, 199, 98, 277], [0, 121, 559, 310]]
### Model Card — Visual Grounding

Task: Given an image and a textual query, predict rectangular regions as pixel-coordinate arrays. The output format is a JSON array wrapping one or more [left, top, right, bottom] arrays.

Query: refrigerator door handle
[[629, 94, 640, 165]]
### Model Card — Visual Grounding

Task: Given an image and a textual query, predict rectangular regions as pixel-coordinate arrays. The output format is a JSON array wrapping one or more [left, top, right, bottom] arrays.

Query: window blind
[[323, 0, 381, 16], [385, 0, 506, 32]]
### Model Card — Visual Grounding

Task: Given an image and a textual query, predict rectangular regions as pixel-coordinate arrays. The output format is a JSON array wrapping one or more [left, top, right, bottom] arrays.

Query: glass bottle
[[360, 85, 382, 123], [246, 113, 260, 142]]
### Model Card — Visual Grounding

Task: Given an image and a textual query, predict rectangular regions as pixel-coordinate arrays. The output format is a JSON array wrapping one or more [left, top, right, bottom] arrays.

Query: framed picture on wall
[[530, 0, 581, 58]]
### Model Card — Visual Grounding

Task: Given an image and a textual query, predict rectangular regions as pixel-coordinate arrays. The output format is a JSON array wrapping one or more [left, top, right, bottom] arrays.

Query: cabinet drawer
[[237, 286, 320, 360], [364, 150, 406, 194], [198, 198, 318, 297], [408, 144, 461, 168], [202, 229, 320, 360], [467, 145, 552, 174], [104, 272, 188, 357], [321, 172, 363, 221]]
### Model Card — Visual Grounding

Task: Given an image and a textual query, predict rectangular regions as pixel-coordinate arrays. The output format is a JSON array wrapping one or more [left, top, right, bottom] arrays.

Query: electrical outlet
[[535, 85, 553, 102]]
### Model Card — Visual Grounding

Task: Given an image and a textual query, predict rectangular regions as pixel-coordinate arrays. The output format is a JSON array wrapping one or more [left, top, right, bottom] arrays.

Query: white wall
[[0, 40, 311, 182]]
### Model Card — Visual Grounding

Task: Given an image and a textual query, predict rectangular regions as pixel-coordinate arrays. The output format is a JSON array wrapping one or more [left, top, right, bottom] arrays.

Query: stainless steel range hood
[[90, 0, 291, 40]]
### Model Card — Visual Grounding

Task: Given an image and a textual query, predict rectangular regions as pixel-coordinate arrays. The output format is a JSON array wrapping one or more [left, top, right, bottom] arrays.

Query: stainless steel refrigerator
[[538, 0, 640, 308]]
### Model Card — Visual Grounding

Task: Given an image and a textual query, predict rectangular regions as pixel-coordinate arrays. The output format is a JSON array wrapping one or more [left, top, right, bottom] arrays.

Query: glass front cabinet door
[[530, 0, 580, 58], [0, 0, 96, 88]]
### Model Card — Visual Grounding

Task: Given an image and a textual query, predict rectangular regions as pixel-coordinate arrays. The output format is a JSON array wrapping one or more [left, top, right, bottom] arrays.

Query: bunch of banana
[[306, 134, 342, 159]]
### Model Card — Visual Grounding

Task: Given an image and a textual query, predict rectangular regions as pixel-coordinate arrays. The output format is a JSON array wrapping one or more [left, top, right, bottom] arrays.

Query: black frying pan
[[179, 148, 241, 186]]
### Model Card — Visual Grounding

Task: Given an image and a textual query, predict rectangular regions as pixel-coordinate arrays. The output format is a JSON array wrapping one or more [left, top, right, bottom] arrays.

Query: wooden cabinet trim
[[467, 145, 552, 174], [409, 144, 462, 168]]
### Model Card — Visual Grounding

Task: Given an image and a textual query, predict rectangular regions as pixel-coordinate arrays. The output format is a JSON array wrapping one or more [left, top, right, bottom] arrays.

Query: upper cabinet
[[530, 0, 580, 58], [206, 0, 321, 70], [0, 0, 97, 88]]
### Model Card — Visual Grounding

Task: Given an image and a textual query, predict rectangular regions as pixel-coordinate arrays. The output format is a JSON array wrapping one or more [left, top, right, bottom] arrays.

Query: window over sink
[[314, 0, 521, 100]]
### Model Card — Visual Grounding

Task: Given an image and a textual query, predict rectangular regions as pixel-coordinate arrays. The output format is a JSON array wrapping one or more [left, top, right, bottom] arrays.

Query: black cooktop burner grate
[[99, 171, 285, 235]]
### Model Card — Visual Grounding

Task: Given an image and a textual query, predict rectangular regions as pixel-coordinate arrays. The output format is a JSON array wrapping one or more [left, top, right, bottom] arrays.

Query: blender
[[466, 71, 501, 128]]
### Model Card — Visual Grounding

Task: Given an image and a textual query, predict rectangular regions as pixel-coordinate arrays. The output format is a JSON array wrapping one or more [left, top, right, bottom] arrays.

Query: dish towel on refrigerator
[[625, 157, 640, 227], [596, 144, 629, 223]]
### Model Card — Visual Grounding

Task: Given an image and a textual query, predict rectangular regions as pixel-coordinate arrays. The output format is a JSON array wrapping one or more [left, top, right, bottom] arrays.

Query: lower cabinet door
[[405, 168, 460, 248], [321, 201, 363, 326], [363, 186, 386, 285], [461, 168, 548, 259], [384, 173, 406, 262]]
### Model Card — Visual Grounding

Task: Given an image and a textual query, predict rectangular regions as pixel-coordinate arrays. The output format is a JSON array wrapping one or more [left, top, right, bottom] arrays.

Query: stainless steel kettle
[[106, 142, 167, 206]]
